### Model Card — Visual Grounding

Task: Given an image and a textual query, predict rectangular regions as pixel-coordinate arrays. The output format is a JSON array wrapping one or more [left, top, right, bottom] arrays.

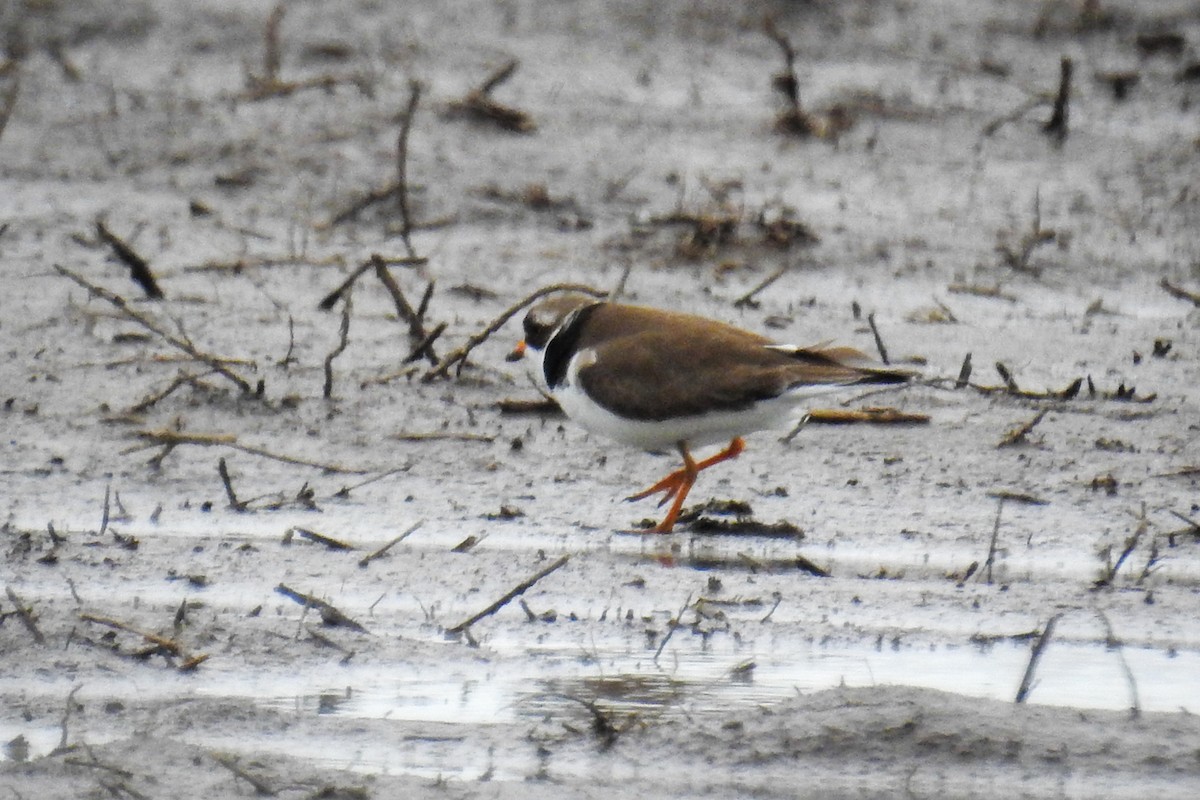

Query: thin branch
[[94, 219, 164, 299], [275, 584, 369, 632], [446, 554, 569, 634], [1160, 277, 1200, 307], [866, 311, 890, 365], [733, 264, 787, 309], [997, 409, 1048, 447], [447, 59, 536, 132], [1015, 612, 1062, 703], [396, 80, 421, 257], [954, 352, 973, 389], [358, 521, 423, 568], [263, 2, 285, 82], [79, 612, 181, 655], [1042, 56, 1072, 144], [291, 527, 354, 550], [128, 369, 219, 413], [55, 265, 253, 393], [50, 686, 83, 756], [0, 59, 21, 144], [124, 429, 369, 474], [371, 255, 420, 331], [1095, 610, 1140, 717], [403, 321, 446, 364], [5, 586, 47, 645], [218, 457, 248, 512], [981, 95, 1053, 138], [982, 495, 1004, 585], [323, 291, 353, 399], [211, 753, 278, 797], [317, 254, 426, 311], [653, 591, 694, 663]]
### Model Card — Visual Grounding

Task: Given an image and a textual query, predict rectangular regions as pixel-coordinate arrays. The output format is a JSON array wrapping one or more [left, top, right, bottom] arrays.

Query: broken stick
[[446, 554, 569, 634], [1160, 277, 1200, 307], [866, 311, 890, 365], [1015, 613, 1062, 703], [358, 521, 423, 568], [80, 613, 181, 655], [317, 254, 426, 311], [95, 219, 164, 299], [997, 409, 1047, 447], [291, 527, 354, 550], [211, 753, 278, 796], [275, 584, 368, 632], [55, 265, 252, 393], [124, 429, 368, 474], [1042, 56, 1072, 143], [6, 586, 47, 645], [218, 457, 248, 512], [322, 289, 353, 399], [447, 59, 536, 133]]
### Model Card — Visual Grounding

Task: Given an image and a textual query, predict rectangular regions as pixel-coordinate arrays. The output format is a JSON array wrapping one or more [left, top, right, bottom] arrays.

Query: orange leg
[[627, 437, 746, 533]]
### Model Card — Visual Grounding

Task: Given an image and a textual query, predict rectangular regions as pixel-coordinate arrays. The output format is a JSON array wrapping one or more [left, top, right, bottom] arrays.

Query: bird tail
[[771, 344, 916, 385]]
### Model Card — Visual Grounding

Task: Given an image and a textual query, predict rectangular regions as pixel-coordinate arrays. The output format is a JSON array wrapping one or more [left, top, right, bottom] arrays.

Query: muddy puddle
[[5, 616, 1192, 774]]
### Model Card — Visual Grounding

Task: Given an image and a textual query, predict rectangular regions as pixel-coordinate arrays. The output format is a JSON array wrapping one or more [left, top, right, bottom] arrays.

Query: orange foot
[[627, 437, 746, 533]]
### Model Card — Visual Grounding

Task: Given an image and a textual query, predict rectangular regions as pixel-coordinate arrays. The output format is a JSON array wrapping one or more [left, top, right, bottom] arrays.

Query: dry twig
[[94, 219, 164, 299], [80, 613, 183, 655], [316, 254, 425, 310], [997, 189, 1056, 274], [50, 686, 82, 756], [322, 290, 353, 399], [55, 265, 254, 393], [1095, 610, 1140, 717], [733, 265, 788, 309], [5, 586, 46, 645], [866, 311, 890, 365], [998, 409, 1048, 447], [653, 592, 695, 663], [1015, 613, 1062, 703], [447, 59, 536, 132], [1042, 56, 1072, 143], [211, 753, 278, 796], [806, 407, 929, 425], [358, 521, 423, 568], [80, 612, 208, 670], [396, 80, 421, 256], [982, 495, 1005, 585], [325, 82, 424, 229], [124, 429, 368, 474], [955, 353, 973, 389], [290, 527, 354, 550], [128, 369, 219, 413], [0, 58, 20, 144], [1160, 277, 1200, 307], [241, 3, 369, 102], [1094, 505, 1149, 589], [218, 457, 248, 512], [446, 554, 569, 635], [275, 584, 369, 632]]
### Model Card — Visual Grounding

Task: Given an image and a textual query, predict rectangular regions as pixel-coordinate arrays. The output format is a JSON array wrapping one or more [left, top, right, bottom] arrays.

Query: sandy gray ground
[[3, 0, 1200, 797]]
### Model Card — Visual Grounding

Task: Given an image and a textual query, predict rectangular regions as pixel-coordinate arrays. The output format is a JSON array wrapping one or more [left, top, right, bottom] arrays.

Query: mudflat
[[3, 1, 1199, 797]]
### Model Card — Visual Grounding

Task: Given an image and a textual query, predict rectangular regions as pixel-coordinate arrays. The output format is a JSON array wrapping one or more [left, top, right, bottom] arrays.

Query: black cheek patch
[[542, 303, 602, 389]]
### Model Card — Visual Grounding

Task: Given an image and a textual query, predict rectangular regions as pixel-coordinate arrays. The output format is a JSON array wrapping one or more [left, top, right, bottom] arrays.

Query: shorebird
[[512, 295, 912, 532]]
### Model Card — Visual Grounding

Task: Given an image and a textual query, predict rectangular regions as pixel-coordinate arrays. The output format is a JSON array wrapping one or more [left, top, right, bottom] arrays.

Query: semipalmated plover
[[513, 295, 912, 533]]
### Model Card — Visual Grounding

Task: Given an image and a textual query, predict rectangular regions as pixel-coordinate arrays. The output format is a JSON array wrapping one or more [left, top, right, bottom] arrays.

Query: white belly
[[552, 350, 842, 451]]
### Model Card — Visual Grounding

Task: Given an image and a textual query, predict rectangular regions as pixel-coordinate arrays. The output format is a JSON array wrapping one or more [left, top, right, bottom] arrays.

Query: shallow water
[[4, 632, 1191, 776]]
